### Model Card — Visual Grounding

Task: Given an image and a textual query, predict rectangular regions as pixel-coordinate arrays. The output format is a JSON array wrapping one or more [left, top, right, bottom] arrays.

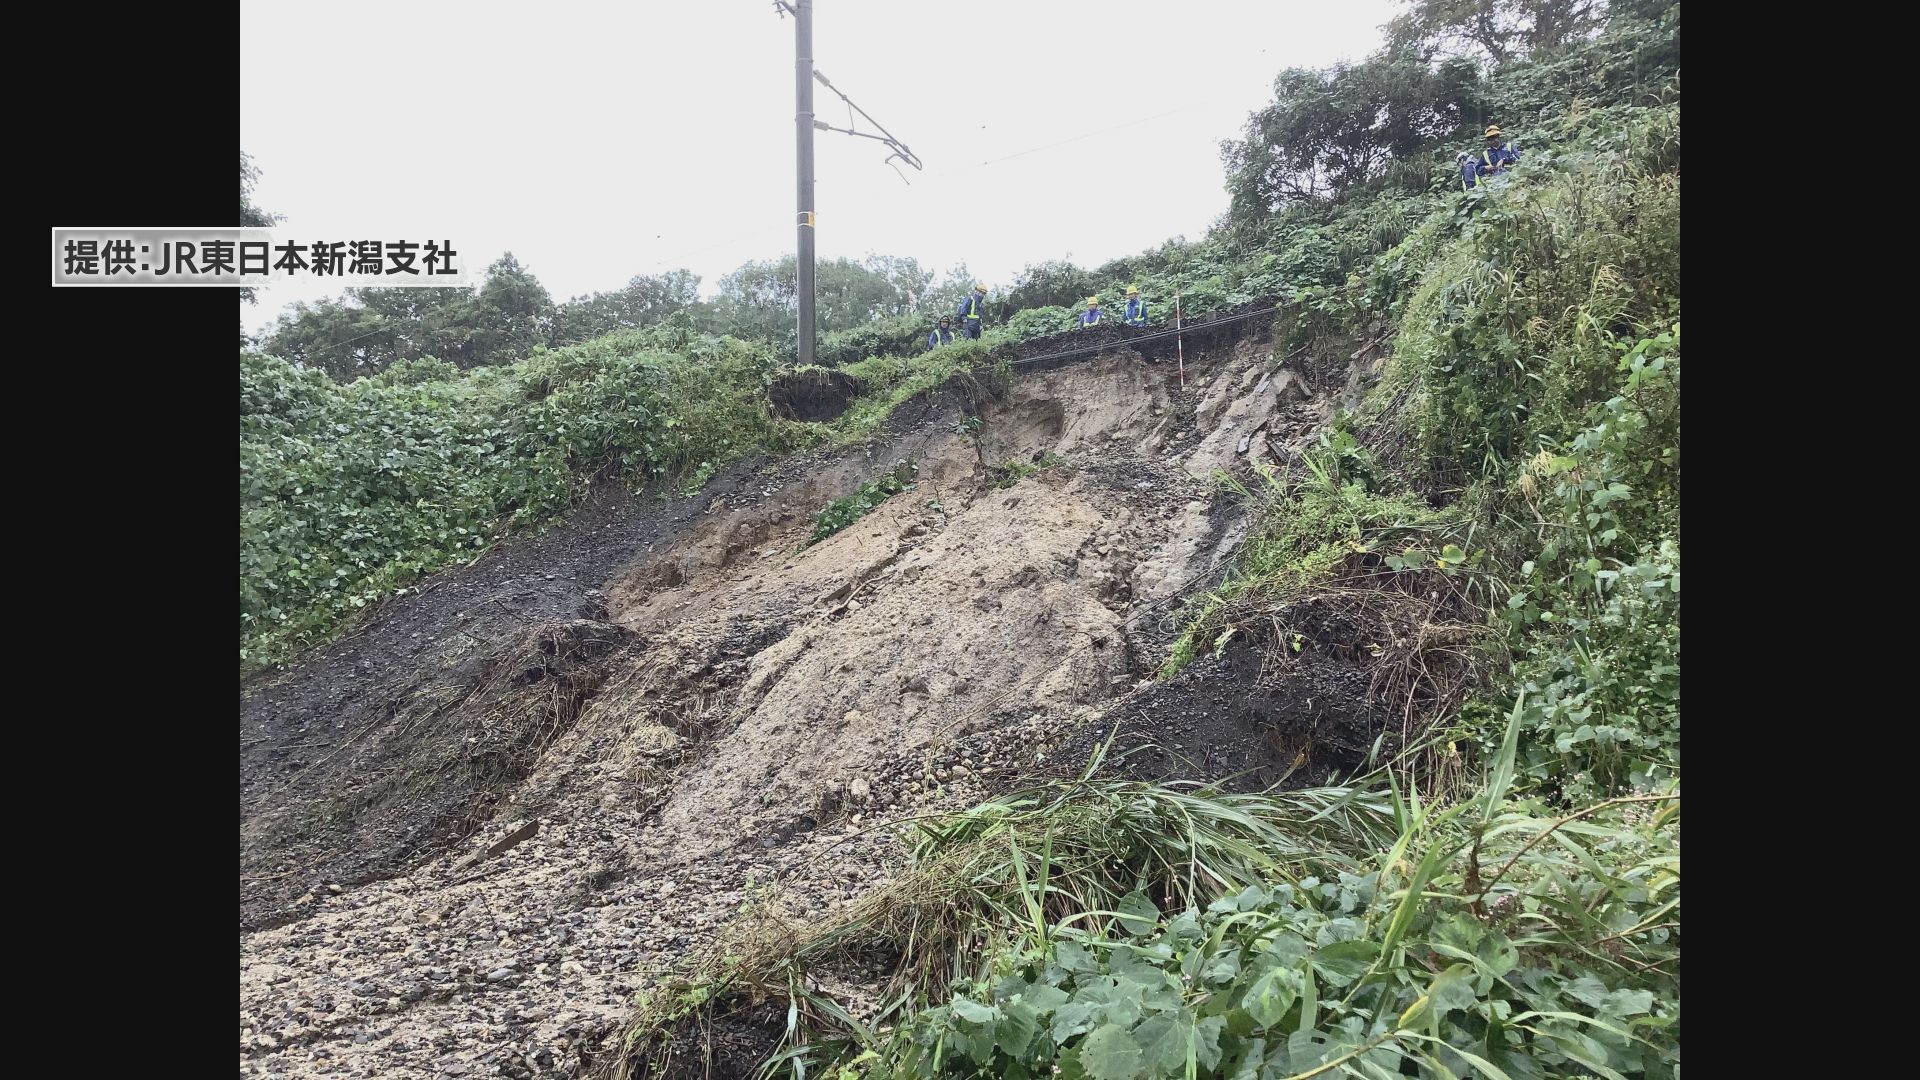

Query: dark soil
[[239, 374, 1001, 932], [619, 1004, 786, 1080], [768, 368, 864, 422], [1056, 635, 1393, 793], [239, 462, 774, 931]]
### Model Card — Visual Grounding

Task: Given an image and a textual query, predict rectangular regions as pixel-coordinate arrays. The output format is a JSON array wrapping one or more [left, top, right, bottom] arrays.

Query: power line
[[811, 68, 923, 179]]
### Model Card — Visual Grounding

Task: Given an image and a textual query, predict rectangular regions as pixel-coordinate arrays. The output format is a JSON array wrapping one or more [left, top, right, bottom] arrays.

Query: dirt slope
[[239, 328, 1379, 1079]]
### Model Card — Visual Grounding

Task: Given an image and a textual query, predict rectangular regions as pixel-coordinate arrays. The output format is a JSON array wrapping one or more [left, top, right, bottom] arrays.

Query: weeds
[[807, 461, 920, 547], [987, 452, 1066, 490]]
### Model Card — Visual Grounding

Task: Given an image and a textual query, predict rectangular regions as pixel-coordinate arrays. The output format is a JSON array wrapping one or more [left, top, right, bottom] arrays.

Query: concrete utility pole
[[792, 0, 817, 366], [775, 0, 920, 366]]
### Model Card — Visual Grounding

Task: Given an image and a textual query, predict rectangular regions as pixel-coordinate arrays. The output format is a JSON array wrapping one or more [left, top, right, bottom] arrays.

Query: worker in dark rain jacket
[[927, 316, 954, 350], [1478, 125, 1518, 178], [1123, 285, 1147, 328], [956, 283, 988, 339], [1079, 296, 1103, 328]]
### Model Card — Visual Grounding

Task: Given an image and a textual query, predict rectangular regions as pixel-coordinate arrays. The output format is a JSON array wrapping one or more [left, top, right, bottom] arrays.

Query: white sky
[[240, 0, 1395, 333]]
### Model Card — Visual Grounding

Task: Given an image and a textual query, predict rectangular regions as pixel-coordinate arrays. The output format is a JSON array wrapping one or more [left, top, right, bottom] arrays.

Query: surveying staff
[[1477, 125, 1518, 177], [956, 283, 989, 339]]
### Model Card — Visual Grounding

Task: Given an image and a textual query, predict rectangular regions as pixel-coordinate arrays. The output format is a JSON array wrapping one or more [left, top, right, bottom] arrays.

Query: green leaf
[[1309, 940, 1379, 987], [1201, 945, 1244, 985], [1077, 1023, 1145, 1080], [952, 996, 998, 1024], [1132, 1015, 1183, 1073], [1024, 984, 1071, 1014], [1052, 1001, 1100, 1043], [1429, 964, 1479, 1013], [1566, 976, 1609, 1009], [1194, 1015, 1227, 1072], [1475, 928, 1518, 978], [1603, 989, 1654, 1017], [1244, 965, 1302, 1028], [1055, 940, 1099, 975], [1000, 999, 1042, 1058], [1484, 694, 1525, 823], [1401, 1033, 1514, 1080], [1114, 891, 1160, 937]]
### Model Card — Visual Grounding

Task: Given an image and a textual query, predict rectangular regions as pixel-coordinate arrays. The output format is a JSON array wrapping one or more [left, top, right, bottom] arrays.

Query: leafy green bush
[[1385, 107, 1680, 473], [1476, 330, 1681, 801], [817, 313, 935, 368], [1003, 306, 1077, 340], [882, 790, 1678, 1080], [239, 330, 783, 670]]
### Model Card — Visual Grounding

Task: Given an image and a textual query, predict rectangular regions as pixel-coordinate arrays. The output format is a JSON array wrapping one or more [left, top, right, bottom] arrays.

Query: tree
[[240, 152, 282, 305], [1385, 0, 1604, 65], [261, 296, 398, 381], [464, 253, 556, 366], [918, 262, 977, 319], [860, 254, 933, 316], [1220, 52, 1480, 229], [259, 256, 560, 380], [711, 255, 910, 345], [1001, 259, 1096, 318], [552, 270, 703, 345]]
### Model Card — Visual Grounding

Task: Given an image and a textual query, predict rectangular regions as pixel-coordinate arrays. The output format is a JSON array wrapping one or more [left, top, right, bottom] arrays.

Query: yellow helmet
[[1484, 125, 1503, 138], [1127, 285, 1140, 296], [1087, 296, 1099, 307], [975, 282, 987, 293]]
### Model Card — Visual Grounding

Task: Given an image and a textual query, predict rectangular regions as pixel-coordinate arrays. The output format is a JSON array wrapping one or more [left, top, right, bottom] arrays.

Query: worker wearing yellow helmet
[[1123, 285, 1147, 328], [1476, 125, 1519, 181], [1079, 295, 1103, 329], [957, 282, 989, 340]]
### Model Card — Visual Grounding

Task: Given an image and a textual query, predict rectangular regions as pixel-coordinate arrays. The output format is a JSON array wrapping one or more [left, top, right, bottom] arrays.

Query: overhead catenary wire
[[810, 68, 923, 178]]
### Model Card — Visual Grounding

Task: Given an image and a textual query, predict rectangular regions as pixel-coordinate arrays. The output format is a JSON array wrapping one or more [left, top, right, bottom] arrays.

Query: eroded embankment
[[240, 328, 1380, 1080]]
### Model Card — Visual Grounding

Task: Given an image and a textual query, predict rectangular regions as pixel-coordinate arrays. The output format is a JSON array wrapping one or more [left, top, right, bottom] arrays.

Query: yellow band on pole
[[798, 212, 817, 227]]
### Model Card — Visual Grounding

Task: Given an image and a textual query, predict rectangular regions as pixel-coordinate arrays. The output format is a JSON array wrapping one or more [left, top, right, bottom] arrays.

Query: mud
[[767, 368, 864, 422], [240, 330, 1384, 1079]]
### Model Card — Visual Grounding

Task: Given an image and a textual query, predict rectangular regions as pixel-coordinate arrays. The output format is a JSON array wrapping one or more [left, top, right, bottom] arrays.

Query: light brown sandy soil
[[239, 339, 1357, 1080]]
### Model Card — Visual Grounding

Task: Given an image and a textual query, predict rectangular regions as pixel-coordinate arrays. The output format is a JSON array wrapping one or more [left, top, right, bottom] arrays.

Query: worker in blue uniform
[[956, 283, 989, 339], [1079, 296, 1103, 328]]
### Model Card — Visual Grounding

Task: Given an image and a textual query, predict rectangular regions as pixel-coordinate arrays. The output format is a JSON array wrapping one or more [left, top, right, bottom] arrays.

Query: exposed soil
[[767, 368, 864, 422], [240, 328, 1389, 1080]]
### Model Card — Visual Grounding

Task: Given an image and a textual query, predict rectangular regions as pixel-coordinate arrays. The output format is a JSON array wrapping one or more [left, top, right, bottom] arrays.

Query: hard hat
[[1484, 125, 1502, 138], [1087, 296, 1099, 307], [1127, 285, 1139, 296], [975, 282, 987, 292]]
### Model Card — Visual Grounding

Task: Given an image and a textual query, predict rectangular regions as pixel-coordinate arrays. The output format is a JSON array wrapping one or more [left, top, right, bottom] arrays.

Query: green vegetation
[[239, 329, 787, 669], [604, 3, 1680, 1078], [245, 3, 1680, 1070], [988, 452, 1067, 490], [808, 461, 920, 547]]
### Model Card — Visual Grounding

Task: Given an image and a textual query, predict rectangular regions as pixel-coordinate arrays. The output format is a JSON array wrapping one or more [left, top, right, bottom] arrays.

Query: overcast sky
[[240, 0, 1395, 333]]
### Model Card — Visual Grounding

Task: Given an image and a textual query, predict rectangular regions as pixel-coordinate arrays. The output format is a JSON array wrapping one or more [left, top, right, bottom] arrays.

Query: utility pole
[[774, 1, 919, 366], [793, 0, 818, 366]]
